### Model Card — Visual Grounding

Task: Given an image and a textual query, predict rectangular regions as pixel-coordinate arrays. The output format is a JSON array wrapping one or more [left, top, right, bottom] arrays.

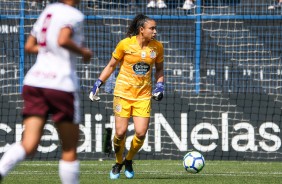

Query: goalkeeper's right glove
[[89, 79, 103, 101], [152, 82, 164, 101]]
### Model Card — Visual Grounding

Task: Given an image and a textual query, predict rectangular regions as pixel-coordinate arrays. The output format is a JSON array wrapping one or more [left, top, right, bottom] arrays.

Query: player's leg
[[110, 96, 130, 179], [126, 99, 150, 161], [47, 89, 80, 184], [114, 116, 129, 163], [0, 116, 45, 179], [123, 116, 149, 179], [21, 85, 48, 156], [124, 99, 151, 179], [22, 116, 46, 154], [56, 122, 80, 184], [110, 116, 129, 179], [0, 86, 47, 180], [126, 117, 149, 160]]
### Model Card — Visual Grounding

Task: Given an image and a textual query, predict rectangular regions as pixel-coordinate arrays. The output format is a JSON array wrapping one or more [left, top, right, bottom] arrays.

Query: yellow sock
[[125, 135, 145, 161], [113, 135, 125, 164]]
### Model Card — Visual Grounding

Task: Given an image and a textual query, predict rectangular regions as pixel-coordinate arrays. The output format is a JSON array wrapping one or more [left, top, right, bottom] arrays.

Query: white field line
[[11, 163, 282, 176], [10, 170, 282, 177]]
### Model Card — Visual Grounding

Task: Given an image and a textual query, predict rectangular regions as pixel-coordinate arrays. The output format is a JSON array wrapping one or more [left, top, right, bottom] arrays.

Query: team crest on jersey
[[150, 50, 156, 59], [133, 62, 150, 75], [115, 104, 122, 113]]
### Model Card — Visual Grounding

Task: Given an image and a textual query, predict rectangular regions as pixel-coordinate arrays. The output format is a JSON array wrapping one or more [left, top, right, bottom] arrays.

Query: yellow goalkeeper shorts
[[113, 96, 151, 118]]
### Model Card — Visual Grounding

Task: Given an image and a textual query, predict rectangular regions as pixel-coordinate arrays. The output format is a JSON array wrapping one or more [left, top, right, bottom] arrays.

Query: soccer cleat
[[268, 2, 282, 9], [182, 0, 195, 10], [109, 163, 123, 179], [147, 0, 156, 8], [156, 0, 167, 8], [123, 159, 134, 179]]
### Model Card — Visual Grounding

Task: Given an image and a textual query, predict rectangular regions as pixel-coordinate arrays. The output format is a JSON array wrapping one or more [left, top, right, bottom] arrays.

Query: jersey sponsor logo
[[125, 50, 137, 54], [133, 62, 150, 75], [30, 71, 57, 79]]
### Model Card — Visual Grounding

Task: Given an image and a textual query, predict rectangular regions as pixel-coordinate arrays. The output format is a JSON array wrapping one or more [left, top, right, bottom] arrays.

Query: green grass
[[2, 160, 282, 184]]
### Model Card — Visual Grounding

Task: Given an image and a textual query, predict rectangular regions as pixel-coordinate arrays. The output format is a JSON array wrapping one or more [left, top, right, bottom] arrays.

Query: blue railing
[[0, 0, 281, 94]]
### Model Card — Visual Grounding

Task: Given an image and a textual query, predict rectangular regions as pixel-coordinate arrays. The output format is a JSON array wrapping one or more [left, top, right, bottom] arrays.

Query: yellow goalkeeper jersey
[[112, 36, 164, 100]]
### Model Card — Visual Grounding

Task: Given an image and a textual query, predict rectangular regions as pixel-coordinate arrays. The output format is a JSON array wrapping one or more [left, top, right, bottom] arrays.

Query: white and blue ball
[[183, 151, 205, 173]]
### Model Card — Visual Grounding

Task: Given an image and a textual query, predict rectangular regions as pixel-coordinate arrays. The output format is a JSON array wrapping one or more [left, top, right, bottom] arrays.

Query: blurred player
[[0, 0, 92, 183], [89, 13, 164, 179]]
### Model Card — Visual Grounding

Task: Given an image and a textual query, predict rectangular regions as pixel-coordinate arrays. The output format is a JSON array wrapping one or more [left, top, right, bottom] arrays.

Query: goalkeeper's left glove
[[89, 79, 103, 101], [152, 82, 164, 101]]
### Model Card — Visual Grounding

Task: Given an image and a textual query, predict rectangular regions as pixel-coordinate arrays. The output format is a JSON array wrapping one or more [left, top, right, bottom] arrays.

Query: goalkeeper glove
[[89, 79, 103, 101], [152, 82, 164, 101]]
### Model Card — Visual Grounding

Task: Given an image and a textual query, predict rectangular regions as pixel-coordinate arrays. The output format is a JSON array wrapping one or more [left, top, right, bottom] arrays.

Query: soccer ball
[[183, 151, 205, 173]]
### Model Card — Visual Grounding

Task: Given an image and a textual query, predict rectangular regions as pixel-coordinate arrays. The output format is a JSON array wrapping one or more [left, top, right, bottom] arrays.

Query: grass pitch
[[2, 160, 282, 184]]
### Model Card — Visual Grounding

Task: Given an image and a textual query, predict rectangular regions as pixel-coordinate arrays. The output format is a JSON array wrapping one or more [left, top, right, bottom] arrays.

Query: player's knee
[[114, 132, 126, 139], [135, 133, 146, 140]]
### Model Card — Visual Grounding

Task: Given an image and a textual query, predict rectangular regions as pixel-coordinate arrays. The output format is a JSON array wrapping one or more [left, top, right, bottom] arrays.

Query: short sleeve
[[30, 12, 45, 38], [155, 42, 164, 63], [112, 40, 125, 60], [62, 13, 84, 33]]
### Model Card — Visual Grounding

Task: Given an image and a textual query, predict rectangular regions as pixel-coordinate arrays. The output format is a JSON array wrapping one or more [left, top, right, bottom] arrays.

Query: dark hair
[[126, 14, 153, 38]]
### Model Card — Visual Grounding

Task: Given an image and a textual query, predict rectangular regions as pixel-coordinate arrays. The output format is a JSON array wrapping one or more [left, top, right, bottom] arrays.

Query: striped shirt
[[113, 36, 164, 100]]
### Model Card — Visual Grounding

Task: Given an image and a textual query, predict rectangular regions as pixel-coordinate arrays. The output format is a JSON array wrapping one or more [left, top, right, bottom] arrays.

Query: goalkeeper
[[89, 13, 164, 179]]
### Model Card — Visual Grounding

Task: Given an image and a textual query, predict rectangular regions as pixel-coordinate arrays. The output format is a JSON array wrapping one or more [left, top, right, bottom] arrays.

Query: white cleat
[[182, 0, 196, 10], [156, 0, 167, 8], [268, 3, 282, 10], [147, 0, 156, 8]]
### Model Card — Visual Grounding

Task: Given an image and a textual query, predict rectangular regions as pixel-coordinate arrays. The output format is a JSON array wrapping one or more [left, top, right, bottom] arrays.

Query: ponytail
[[126, 14, 152, 38]]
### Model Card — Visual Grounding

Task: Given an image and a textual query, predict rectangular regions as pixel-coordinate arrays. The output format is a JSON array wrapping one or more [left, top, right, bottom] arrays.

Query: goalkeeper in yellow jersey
[[89, 13, 164, 179]]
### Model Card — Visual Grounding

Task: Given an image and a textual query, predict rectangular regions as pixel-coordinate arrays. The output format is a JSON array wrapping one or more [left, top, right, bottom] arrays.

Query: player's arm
[[25, 35, 39, 54], [89, 56, 120, 101], [99, 56, 119, 82], [155, 62, 164, 83], [58, 27, 92, 62], [152, 61, 164, 101]]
